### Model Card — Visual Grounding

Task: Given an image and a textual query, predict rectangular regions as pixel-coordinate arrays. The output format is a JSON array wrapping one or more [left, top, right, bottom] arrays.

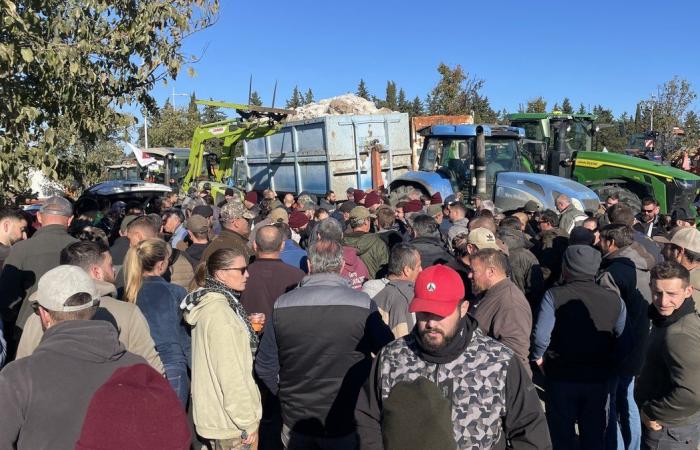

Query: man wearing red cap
[[243, 191, 261, 223], [356, 265, 550, 449], [364, 191, 383, 213]]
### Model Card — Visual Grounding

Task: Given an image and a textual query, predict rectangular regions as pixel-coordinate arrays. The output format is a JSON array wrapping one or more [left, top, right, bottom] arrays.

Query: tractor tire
[[388, 184, 423, 206], [594, 185, 641, 213]]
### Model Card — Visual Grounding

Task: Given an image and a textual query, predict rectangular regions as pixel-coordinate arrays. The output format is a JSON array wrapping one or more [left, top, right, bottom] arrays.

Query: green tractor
[[508, 112, 700, 215]]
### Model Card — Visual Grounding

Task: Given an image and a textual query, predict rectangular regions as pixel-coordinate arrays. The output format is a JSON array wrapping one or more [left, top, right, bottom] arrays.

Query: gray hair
[[388, 243, 420, 276], [315, 217, 344, 242], [411, 214, 440, 239], [308, 240, 344, 274]]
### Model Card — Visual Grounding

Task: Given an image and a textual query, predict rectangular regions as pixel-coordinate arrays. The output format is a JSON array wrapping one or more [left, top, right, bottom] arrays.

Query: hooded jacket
[[342, 246, 370, 290], [597, 242, 653, 376], [498, 228, 544, 307], [372, 279, 415, 338], [17, 279, 163, 373], [0, 320, 146, 449], [254, 273, 393, 437], [532, 228, 569, 288], [343, 231, 389, 279], [355, 315, 551, 449], [183, 292, 262, 439], [410, 235, 457, 269]]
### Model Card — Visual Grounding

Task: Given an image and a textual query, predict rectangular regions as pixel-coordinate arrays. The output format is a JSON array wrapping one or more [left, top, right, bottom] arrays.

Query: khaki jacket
[[17, 279, 163, 374], [184, 292, 261, 439]]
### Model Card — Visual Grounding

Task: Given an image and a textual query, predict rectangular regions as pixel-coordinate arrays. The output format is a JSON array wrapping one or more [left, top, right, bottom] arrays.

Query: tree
[[357, 79, 370, 100], [249, 91, 263, 106], [410, 96, 423, 116], [397, 88, 409, 113], [384, 81, 398, 110], [578, 103, 587, 114], [648, 77, 697, 156], [552, 102, 561, 112], [0, 0, 219, 202], [562, 98, 573, 114], [591, 105, 628, 151], [526, 97, 547, 113], [201, 98, 227, 123], [186, 92, 200, 128], [304, 88, 315, 105], [138, 100, 196, 148], [286, 86, 304, 109], [683, 111, 700, 148], [426, 63, 469, 115]]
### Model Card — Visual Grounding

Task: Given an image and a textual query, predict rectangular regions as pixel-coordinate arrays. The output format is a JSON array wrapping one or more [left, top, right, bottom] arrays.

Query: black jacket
[[355, 315, 551, 449], [255, 273, 393, 437], [0, 320, 146, 449], [498, 228, 544, 308], [410, 236, 457, 269], [531, 229, 569, 289]]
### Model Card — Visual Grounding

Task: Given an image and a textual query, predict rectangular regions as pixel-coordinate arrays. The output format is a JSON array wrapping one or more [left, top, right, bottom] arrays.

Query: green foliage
[[249, 91, 263, 106], [578, 103, 587, 114], [138, 99, 199, 148], [304, 88, 314, 105], [286, 86, 303, 109], [526, 97, 547, 113], [648, 77, 697, 156], [683, 111, 700, 148], [410, 96, 424, 116], [0, 0, 219, 202], [357, 79, 370, 100], [397, 88, 409, 113], [561, 98, 573, 114], [426, 63, 497, 122], [384, 81, 398, 110], [201, 98, 227, 124], [592, 105, 628, 151]]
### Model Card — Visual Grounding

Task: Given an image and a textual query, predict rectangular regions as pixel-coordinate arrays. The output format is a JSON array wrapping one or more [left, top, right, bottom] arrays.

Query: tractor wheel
[[594, 185, 641, 213], [388, 184, 424, 206]]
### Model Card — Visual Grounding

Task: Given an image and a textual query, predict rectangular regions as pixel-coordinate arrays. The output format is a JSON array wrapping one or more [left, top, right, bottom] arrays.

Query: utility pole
[[171, 85, 188, 106], [144, 115, 149, 151]]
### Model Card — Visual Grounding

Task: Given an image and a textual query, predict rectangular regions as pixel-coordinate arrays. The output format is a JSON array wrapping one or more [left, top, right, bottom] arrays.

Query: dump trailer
[[388, 124, 600, 213], [233, 113, 412, 195], [509, 112, 700, 214]]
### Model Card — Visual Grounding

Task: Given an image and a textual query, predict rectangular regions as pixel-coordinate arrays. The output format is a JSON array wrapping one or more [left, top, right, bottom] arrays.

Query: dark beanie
[[569, 226, 595, 246], [563, 244, 601, 278], [75, 364, 190, 450], [382, 378, 457, 450]]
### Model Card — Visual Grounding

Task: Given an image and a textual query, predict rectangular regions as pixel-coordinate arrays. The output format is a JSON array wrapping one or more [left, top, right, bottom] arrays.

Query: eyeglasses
[[642, 209, 655, 213], [221, 266, 248, 275]]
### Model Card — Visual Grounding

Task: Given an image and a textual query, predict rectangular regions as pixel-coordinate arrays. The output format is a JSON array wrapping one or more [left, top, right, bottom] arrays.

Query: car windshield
[[485, 138, 519, 177]]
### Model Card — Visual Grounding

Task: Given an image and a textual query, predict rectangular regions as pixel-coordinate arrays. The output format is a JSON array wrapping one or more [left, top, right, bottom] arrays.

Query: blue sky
[[143, 0, 700, 120]]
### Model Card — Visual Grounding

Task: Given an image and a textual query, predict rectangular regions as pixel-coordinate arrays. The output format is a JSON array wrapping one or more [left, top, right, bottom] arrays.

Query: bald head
[[255, 224, 284, 255], [468, 215, 496, 234]]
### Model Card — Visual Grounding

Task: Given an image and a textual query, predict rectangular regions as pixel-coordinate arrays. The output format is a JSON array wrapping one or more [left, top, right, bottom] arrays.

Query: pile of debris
[[287, 93, 396, 121]]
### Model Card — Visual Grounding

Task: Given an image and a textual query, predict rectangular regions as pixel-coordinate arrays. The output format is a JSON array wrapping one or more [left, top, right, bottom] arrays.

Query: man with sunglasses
[[634, 197, 665, 238], [201, 200, 254, 263]]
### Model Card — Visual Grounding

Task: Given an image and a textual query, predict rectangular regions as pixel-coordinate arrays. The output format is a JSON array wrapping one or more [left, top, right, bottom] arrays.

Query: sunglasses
[[642, 208, 655, 213], [221, 266, 248, 275]]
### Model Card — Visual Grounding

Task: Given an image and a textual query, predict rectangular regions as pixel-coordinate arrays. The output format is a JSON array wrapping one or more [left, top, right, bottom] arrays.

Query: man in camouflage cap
[[200, 200, 255, 263]]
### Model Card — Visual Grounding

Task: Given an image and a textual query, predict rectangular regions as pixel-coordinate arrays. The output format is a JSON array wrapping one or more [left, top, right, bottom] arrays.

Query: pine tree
[[385, 81, 398, 110], [304, 88, 314, 105], [526, 97, 547, 113], [201, 100, 227, 124], [562, 98, 573, 114], [249, 91, 263, 106], [187, 92, 199, 115], [286, 86, 303, 109], [410, 96, 423, 116], [357, 79, 370, 100], [552, 102, 561, 112], [397, 88, 409, 112], [578, 103, 587, 114]]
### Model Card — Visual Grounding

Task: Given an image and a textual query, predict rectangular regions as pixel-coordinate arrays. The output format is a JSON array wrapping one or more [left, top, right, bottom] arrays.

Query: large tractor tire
[[388, 184, 425, 206], [594, 185, 641, 213]]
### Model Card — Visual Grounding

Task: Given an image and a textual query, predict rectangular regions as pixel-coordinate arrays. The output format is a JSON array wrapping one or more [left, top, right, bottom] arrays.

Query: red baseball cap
[[409, 265, 465, 317], [365, 191, 381, 208]]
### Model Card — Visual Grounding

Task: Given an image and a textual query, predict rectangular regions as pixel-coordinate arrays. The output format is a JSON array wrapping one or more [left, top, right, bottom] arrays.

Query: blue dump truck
[[388, 123, 600, 213], [239, 115, 599, 212]]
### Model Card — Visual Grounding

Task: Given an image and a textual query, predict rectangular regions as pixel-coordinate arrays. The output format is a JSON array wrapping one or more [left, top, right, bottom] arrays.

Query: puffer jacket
[[343, 231, 389, 279], [498, 228, 544, 308], [411, 236, 457, 269], [597, 242, 653, 376], [558, 205, 587, 234]]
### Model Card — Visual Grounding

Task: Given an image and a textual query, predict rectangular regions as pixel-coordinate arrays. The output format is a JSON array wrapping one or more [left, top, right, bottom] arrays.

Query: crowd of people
[[0, 182, 699, 450]]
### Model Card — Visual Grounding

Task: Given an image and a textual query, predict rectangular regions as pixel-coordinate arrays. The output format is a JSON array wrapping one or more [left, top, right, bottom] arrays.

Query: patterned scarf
[[181, 275, 259, 353]]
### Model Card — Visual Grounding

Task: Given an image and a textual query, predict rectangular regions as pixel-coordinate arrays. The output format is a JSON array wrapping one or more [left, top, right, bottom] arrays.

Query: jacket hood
[[35, 320, 127, 363], [344, 231, 380, 256], [605, 242, 652, 271], [343, 246, 363, 267], [498, 228, 532, 251], [95, 279, 117, 298], [183, 291, 228, 326]]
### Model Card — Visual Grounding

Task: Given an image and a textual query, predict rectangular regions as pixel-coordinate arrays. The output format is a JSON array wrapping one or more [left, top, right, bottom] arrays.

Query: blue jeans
[[546, 378, 611, 450], [608, 376, 642, 450], [164, 362, 190, 408], [642, 421, 700, 450]]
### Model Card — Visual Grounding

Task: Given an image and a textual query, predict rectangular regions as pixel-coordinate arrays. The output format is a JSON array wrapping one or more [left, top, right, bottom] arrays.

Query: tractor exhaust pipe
[[475, 125, 486, 196]]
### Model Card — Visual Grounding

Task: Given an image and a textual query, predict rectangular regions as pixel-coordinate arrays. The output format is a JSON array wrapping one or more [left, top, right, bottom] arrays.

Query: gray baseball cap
[[40, 196, 73, 217], [220, 200, 255, 222], [35, 265, 99, 312]]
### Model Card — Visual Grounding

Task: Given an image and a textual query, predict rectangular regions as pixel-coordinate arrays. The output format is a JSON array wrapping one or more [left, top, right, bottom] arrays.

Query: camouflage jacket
[[356, 316, 551, 449]]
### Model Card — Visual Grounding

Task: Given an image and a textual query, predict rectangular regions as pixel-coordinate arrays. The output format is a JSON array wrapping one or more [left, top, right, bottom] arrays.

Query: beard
[[418, 326, 456, 352]]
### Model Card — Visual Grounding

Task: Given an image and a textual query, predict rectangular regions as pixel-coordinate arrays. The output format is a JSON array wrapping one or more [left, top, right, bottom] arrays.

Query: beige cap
[[35, 265, 99, 312], [269, 207, 289, 224], [185, 214, 209, 234], [670, 227, 700, 254], [349, 206, 376, 221], [467, 227, 500, 250]]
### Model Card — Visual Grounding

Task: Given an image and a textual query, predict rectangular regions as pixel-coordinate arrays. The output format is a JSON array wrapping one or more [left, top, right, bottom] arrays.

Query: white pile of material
[[287, 93, 396, 121]]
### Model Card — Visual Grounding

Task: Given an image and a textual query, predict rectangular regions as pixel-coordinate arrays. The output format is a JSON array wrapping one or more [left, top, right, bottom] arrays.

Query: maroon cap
[[289, 210, 310, 229], [430, 192, 443, 205], [409, 265, 465, 317], [353, 190, 367, 203], [76, 364, 190, 450], [244, 191, 258, 204], [403, 199, 423, 213], [365, 191, 381, 208]]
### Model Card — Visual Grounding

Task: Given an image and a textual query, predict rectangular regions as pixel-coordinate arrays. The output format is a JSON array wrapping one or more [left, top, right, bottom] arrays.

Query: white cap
[[35, 266, 99, 312]]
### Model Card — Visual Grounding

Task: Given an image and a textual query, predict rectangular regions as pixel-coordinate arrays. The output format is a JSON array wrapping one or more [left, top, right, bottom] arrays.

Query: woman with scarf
[[182, 248, 261, 450]]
